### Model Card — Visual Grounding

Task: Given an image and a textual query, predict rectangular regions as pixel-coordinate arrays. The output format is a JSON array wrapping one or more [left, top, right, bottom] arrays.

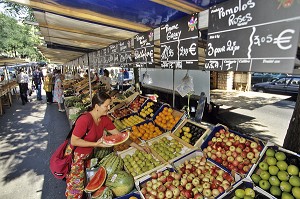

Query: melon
[[98, 153, 124, 176], [94, 147, 113, 160], [105, 170, 134, 197], [92, 186, 113, 199], [85, 166, 106, 192], [102, 132, 129, 146]]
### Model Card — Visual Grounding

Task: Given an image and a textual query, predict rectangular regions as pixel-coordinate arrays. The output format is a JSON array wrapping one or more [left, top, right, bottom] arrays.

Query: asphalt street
[[0, 89, 296, 199]]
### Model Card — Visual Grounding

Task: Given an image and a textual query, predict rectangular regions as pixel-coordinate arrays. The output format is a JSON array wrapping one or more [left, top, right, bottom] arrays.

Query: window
[[275, 78, 291, 85], [290, 78, 300, 85]]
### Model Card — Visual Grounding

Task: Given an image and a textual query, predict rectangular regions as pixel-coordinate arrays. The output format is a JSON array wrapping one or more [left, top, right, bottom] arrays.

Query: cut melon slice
[[102, 132, 129, 146], [91, 186, 106, 198], [85, 166, 106, 192]]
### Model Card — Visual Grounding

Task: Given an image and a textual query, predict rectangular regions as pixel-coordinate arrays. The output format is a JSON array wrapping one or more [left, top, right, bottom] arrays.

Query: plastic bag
[[142, 71, 153, 85], [176, 72, 194, 97]]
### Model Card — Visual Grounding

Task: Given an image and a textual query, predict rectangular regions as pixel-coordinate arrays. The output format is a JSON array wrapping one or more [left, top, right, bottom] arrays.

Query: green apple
[[288, 165, 300, 176], [280, 181, 292, 192], [275, 151, 286, 161], [269, 176, 280, 186], [245, 188, 255, 197], [244, 196, 253, 199], [266, 148, 275, 157], [231, 196, 241, 199], [278, 170, 290, 181], [259, 162, 269, 171], [289, 176, 300, 187], [270, 186, 282, 197], [277, 161, 288, 171], [235, 189, 245, 198], [260, 170, 271, 180], [292, 187, 300, 199], [282, 192, 295, 199], [269, 165, 279, 175], [259, 180, 271, 191], [251, 174, 261, 184], [266, 157, 277, 166]]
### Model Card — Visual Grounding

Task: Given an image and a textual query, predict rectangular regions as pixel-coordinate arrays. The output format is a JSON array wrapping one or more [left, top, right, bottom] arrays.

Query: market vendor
[[65, 91, 149, 198]]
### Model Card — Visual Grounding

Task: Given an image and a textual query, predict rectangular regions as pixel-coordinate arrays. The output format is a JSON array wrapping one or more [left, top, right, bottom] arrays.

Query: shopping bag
[[49, 140, 72, 179]]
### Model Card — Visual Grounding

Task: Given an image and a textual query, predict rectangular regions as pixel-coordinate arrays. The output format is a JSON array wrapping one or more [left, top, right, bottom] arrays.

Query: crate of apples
[[201, 125, 265, 175], [173, 119, 211, 147], [111, 107, 134, 119], [129, 95, 148, 112], [250, 144, 300, 199], [154, 105, 183, 131]]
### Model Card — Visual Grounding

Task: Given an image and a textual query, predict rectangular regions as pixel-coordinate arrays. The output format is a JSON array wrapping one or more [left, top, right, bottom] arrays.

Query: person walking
[[43, 71, 53, 104], [32, 67, 44, 101], [16, 68, 29, 105], [53, 70, 65, 112], [64, 92, 149, 198]]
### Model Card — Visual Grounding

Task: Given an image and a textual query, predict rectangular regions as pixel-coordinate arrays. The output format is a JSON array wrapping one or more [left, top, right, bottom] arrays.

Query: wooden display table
[[0, 81, 18, 115]]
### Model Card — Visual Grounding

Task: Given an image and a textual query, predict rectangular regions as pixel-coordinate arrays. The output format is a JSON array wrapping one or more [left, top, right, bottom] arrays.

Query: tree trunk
[[283, 85, 300, 153]]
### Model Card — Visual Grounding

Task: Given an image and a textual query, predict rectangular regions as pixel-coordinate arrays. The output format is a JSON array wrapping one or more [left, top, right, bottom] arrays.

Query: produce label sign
[[134, 30, 155, 68], [119, 39, 133, 68], [97, 50, 103, 66], [107, 43, 119, 66], [205, 0, 300, 73], [160, 13, 199, 69]]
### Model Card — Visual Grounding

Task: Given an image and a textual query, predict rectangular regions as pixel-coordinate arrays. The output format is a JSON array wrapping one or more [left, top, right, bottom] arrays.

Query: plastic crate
[[138, 99, 163, 120], [116, 192, 141, 199], [172, 119, 211, 147], [200, 124, 266, 177], [128, 95, 149, 112], [111, 106, 135, 119], [247, 142, 300, 199], [129, 120, 165, 141], [117, 113, 146, 129]]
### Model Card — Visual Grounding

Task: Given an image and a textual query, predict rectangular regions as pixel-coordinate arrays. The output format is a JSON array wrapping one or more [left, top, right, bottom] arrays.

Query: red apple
[[157, 185, 166, 192], [173, 188, 180, 197], [218, 186, 225, 193], [212, 189, 220, 197], [194, 193, 203, 199]]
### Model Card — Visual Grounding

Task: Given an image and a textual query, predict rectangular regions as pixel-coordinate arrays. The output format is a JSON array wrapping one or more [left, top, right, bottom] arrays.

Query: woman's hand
[[94, 138, 112, 148]]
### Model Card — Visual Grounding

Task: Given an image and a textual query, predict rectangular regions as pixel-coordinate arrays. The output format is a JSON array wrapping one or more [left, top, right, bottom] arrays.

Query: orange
[[162, 119, 167, 124], [163, 107, 168, 111]]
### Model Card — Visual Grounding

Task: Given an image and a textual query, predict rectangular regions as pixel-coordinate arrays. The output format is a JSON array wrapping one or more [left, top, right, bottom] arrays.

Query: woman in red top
[[65, 92, 147, 198]]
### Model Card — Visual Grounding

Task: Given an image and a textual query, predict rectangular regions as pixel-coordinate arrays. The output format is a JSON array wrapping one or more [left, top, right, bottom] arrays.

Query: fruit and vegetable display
[[111, 107, 134, 119], [149, 136, 188, 161], [232, 187, 256, 199], [251, 147, 300, 199], [202, 127, 264, 175], [129, 96, 147, 112], [154, 107, 182, 131], [123, 149, 163, 177], [131, 121, 163, 141], [174, 121, 208, 146], [139, 101, 162, 118], [65, 96, 82, 107]]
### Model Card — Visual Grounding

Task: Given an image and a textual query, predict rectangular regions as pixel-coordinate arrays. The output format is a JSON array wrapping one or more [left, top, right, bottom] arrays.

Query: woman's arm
[[71, 134, 111, 148]]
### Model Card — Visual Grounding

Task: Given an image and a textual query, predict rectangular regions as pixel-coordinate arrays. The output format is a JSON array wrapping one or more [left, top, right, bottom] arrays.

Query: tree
[[283, 86, 300, 153]]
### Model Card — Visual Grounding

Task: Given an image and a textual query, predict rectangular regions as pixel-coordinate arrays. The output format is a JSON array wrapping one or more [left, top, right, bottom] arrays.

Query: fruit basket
[[153, 104, 186, 132], [118, 145, 167, 180], [130, 120, 164, 141], [138, 99, 163, 119], [147, 132, 195, 163], [171, 149, 240, 198], [201, 124, 266, 176], [248, 142, 300, 199], [111, 106, 135, 119], [172, 119, 211, 147], [218, 178, 274, 199], [128, 95, 148, 112]]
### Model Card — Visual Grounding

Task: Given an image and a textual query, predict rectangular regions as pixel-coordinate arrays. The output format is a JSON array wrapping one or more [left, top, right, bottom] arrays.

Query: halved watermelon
[[85, 166, 106, 192], [91, 186, 106, 198], [102, 132, 129, 146]]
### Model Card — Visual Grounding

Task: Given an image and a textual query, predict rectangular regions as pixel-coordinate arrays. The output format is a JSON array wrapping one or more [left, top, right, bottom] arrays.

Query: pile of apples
[[111, 107, 133, 118], [202, 128, 263, 174], [129, 96, 146, 112], [140, 155, 235, 199]]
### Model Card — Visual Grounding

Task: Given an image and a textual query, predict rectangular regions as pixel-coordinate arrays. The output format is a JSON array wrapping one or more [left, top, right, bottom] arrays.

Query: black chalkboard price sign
[[119, 39, 133, 68], [134, 30, 155, 68], [205, 0, 300, 73], [160, 13, 199, 69]]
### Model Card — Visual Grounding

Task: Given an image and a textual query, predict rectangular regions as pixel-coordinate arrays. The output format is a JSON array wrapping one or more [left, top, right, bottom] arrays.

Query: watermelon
[[102, 132, 129, 146], [98, 153, 124, 176], [92, 186, 113, 199], [105, 170, 134, 197], [85, 166, 106, 192], [94, 147, 113, 160]]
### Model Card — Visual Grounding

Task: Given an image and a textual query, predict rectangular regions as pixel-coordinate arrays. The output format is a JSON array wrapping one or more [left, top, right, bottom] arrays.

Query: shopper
[[53, 70, 65, 112], [32, 67, 44, 101], [65, 92, 148, 198], [43, 71, 53, 104], [99, 69, 111, 90], [17, 68, 29, 105]]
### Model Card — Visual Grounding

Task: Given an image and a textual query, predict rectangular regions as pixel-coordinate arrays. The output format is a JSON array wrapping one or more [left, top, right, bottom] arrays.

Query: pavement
[[0, 88, 296, 199], [210, 89, 296, 146]]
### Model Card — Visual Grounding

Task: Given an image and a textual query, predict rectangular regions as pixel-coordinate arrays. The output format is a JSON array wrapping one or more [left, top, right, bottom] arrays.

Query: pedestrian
[[32, 67, 44, 101], [53, 70, 65, 112], [64, 92, 149, 198], [99, 69, 111, 90], [17, 68, 29, 105], [43, 71, 53, 104], [123, 69, 129, 79], [93, 72, 99, 82]]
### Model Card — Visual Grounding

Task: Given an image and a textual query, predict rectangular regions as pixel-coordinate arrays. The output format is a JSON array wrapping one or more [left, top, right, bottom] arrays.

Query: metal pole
[[87, 56, 92, 105], [172, 68, 175, 107]]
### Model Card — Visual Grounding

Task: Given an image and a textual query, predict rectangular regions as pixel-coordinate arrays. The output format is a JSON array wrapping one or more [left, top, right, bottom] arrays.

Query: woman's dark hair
[[88, 92, 111, 111], [103, 69, 109, 77]]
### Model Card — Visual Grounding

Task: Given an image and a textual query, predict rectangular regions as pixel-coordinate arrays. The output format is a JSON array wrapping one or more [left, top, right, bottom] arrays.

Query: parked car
[[251, 72, 287, 84], [252, 76, 300, 96]]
